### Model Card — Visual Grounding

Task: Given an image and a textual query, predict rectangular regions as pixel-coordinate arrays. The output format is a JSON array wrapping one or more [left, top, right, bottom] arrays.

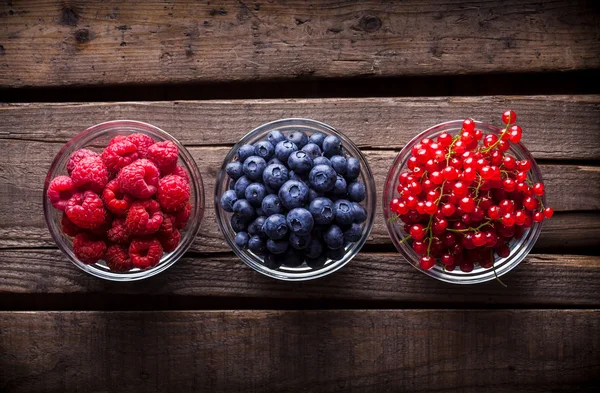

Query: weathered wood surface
[[1, 0, 598, 88], [1, 250, 599, 306], [1, 139, 598, 252], [1, 310, 598, 392], [2, 97, 599, 159]]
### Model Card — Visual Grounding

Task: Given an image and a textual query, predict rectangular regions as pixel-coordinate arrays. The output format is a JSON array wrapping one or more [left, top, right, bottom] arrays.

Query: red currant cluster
[[389, 111, 554, 273]]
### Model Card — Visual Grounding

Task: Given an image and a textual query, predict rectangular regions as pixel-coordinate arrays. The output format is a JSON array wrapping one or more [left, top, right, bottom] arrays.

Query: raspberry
[[73, 233, 106, 264], [105, 244, 133, 272], [129, 238, 163, 269], [126, 199, 163, 235], [107, 218, 131, 244], [71, 156, 109, 193], [127, 133, 155, 158], [101, 140, 139, 174], [108, 135, 128, 146], [160, 228, 181, 252], [173, 201, 192, 229], [61, 213, 82, 237], [47, 175, 76, 211], [158, 214, 175, 237], [147, 141, 178, 173], [102, 179, 133, 216], [157, 175, 190, 213], [170, 165, 190, 183], [90, 211, 113, 237], [118, 159, 160, 199], [66, 149, 98, 175], [65, 191, 106, 229]]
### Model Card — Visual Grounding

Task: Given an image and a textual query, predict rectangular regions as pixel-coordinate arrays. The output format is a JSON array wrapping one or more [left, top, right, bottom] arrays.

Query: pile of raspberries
[[47, 133, 192, 272]]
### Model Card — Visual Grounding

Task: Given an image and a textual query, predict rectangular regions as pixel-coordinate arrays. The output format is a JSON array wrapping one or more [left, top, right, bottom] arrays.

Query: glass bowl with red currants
[[383, 111, 554, 284]]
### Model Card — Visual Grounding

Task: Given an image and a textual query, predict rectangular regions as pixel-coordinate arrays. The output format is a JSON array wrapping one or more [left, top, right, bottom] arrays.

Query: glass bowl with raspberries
[[43, 120, 204, 281], [383, 111, 554, 284], [215, 118, 376, 280]]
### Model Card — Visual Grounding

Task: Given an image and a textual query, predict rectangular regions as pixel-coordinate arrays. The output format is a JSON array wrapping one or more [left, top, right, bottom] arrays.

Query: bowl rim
[[214, 117, 376, 281], [43, 119, 205, 281], [382, 119, 544, 284]]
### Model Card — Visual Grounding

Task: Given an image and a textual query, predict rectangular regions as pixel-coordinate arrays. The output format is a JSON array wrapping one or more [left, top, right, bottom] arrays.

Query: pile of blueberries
[[220, 129, 368, 269]]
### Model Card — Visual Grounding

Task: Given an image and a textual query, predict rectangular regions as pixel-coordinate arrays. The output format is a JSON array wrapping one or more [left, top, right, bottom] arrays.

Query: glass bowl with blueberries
[[215, 118, 376, 280]]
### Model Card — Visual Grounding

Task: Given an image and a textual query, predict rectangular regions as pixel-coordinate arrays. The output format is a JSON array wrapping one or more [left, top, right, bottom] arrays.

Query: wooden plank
[[1, 310, 598, 392], [1, 250, 599, 306], [1, 0, 598, 88], [1, 96, 599, 159], [1, 139, 598, 251]]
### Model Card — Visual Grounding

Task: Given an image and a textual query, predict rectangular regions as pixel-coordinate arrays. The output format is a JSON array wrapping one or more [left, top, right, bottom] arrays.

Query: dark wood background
[[1, 1, 599, 392]]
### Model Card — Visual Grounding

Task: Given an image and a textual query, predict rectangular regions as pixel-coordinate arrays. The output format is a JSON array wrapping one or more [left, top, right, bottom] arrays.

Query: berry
[[105, 244, 133, 272], [107, 218, 131, 244], [243, 156, 268, 181], [66, 191, 106, 229], [126, 199, 164, 235], [73, 233, 106, 264], [61, 213, 82, 237], [159, 229, 181, 252], [286, 208, 314, 236], [71, 156, 109, 193], [501, 110, 517, 125], [101, 139, 139, 173], [254, 141, 275, 161], [102, 179, 133, 216], [47, 175, 76, 211], [67, 149, 98, 175], [419, 256, 435, 270], [173, 201, 191, 229], [157, 175, 191, 213], [129, 238, 163, 269], [308, 164, 337, 192], [170, 165, 191, 183], [544, 207, 554, 219], [287, 131, 309, 149], [532, 182, 545, 196], [278, 180, 309, 210], [409, 224, 426, 241], [263, 163, 289, 190], [118, 159, 160, 199], [127, 133, 155, 158], [147, 140, 178, 173], [508, 125, 522, 143]]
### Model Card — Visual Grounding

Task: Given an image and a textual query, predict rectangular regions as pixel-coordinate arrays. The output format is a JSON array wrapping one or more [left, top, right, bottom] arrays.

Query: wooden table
[[1, 1, 599, 392]]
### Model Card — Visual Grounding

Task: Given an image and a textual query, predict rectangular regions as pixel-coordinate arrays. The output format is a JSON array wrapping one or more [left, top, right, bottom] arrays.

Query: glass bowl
[[383, 120, 545, 284], [43, 120, 205, 281], [215, 118, 376, 280]]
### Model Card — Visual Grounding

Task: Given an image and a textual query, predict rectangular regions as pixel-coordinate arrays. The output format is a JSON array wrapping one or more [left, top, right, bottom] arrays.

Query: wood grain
[[1, 250, 599, 306], [2, 96, 599, 159], [1, 310, 598, 392], [1, 139, 598, 252]]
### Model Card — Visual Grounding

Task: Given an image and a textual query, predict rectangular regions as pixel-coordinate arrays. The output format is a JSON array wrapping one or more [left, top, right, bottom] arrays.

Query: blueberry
[[238, 144, 255, 163], [352, 202, 367, 224], [287, 130, 308, 148], [275, 140, 298, 162], [309, 132, 326, 148], [308, 188, 321, 202], [266, 238, 288, 254], [267, 157, 284, 166], [263, 214, 288, 240], [220, 189, 238, 212], [233, 199, 255, 221], [333, 199, 354, 225], [289, 233, 312, 250], [287, 151, 313, 175], [331, 175, 347, 196], [248, 216, 267, 238], [304, 237, 324, 259], [330, 155, 347, 175], [248, 235, 266, 253], [254, 140, 275, 161], [343, 223, 362, 242], [242, 156, 267, 181], [278, 180, 309, 210], [347, 182, 366, 202], [301, 143, 322, 160], [262, 163, 289, 190], [323, 135, 342, 157], [309, 197, 335, 225], [306, 255, 327, 269], [282, 248, 304, 267], [346, 157, 360, 181], [261, 194, 283, 216], [327, 247, 346, 261], [226, 161, 244, 180], [235, 231, 249, 247], [308, 164, 337, 192], [234, 176, 251, 199], [231, 214, 247, 232], [267, 130, 287, 146], [324, 225, 344, 249], [313, 156, 331, 167], [264, 252, 283, 269], [286, 208, 314, 236], [243, 182, 267, 207]]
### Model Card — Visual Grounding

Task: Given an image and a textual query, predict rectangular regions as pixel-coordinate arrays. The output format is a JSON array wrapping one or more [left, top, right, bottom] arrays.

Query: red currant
[[409, 224, 426, 241], [459, 197, 475, 213], [509, 125, 522, 143], [544, 207, 554, 219], [501, 110, 517, 125], [419, 256, 436, 270], [532, 182, 545, 196], [462, 118, 475, 133]]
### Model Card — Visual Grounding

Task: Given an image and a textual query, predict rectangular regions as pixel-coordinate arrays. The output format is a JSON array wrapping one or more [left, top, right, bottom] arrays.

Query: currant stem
[[399, 234, 412, 244], [481, 120, 511, 153], [491, 249, 507, 288], [446, 221, 492, 233]]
